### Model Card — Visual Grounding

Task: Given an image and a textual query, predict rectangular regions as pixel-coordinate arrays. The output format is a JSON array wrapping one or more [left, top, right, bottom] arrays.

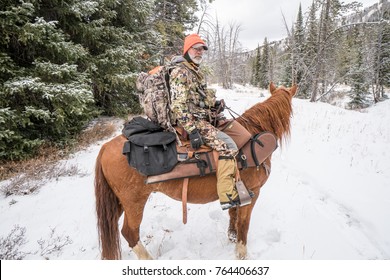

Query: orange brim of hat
[[183, 34, 208, 55]]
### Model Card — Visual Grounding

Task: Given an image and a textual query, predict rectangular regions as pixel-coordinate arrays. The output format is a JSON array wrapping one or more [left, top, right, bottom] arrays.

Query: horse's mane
[[236, 87, 293, 145]]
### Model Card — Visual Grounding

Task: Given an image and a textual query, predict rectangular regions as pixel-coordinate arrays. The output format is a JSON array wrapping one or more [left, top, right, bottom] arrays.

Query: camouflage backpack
[[136, 58, 182, 130]]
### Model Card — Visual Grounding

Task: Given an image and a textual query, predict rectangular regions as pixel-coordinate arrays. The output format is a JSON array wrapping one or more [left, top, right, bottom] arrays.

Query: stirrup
[[221, 195, 240, 210], [235, 180, 252, 207]]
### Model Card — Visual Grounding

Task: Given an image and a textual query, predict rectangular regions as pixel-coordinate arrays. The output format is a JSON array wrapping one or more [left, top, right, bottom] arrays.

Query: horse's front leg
[[228, 207, 238, 242]]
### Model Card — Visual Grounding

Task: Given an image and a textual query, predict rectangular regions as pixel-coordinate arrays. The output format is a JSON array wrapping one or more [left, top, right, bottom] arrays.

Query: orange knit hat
[[183, 34, 208, 55]]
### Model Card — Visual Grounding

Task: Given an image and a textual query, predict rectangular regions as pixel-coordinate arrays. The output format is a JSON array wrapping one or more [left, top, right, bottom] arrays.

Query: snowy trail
[[270, 156, 387, 260], [255, 96, 390, 260]]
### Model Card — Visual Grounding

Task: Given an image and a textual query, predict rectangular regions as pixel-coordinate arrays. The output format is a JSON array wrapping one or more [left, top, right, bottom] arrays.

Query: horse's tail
[[95, 145, 123, 260]]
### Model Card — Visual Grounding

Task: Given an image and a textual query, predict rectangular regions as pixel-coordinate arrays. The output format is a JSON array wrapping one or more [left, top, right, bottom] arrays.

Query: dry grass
[[0, 118, 120, 195], [76, 119, 119, 149], [0, 225, 27, 260], [0, 225, 74, 260]]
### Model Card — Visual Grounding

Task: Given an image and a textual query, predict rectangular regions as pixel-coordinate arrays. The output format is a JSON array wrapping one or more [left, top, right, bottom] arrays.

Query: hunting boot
[[217, 156, 240, 210]]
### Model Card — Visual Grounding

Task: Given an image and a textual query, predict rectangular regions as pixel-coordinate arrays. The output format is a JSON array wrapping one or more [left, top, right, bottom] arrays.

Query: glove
[[214, 99, 225, 112], [189, 129, 204, 150]]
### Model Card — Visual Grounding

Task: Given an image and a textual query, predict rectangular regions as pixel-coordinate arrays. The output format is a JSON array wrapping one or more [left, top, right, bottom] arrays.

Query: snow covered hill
[[1, 84, 389, 260]]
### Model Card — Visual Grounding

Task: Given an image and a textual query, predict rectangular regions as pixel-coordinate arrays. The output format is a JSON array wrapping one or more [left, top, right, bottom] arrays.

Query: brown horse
[[95, 82, 297, 259]]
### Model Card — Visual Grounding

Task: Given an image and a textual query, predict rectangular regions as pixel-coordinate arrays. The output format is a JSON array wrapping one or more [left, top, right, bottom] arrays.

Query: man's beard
[[189, 53, 203, 64]]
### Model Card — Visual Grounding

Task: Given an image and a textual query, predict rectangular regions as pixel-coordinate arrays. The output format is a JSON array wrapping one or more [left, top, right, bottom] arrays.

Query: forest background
[[0, 0, 389, 163]]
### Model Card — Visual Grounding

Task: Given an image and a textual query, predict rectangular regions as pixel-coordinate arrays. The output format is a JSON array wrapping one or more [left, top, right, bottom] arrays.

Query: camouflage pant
[[197, 120, 238, 157]]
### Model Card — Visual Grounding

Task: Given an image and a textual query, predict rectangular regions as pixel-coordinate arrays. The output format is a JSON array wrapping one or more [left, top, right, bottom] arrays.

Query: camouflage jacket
[[170, 60, 216, 133]]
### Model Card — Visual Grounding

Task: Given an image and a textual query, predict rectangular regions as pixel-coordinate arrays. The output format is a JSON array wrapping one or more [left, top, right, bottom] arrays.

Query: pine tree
[[66, 0, 157, 116], [0, 0, 202, 160], [306, 1, 319, 64], [335, 17, 351, 85], [0, 1, 96, 160], [301, 1, 319, 98], [268, 44, 276, 84], [251, 45, 261, 87], [281, 32, 294, 86], [153, 0, 199, 59], [259, 37, 270, 89], [376, 0, 390, 99], [348, 26, 369, 109], [311, 0, 343, 102], [292, 3, 307, 97]]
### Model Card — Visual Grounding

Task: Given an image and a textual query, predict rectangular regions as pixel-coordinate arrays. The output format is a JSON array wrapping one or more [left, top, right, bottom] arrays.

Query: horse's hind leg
[[121, 197, 153, 260], [234, 205, 253, 259], [122, 213, 153, 260]]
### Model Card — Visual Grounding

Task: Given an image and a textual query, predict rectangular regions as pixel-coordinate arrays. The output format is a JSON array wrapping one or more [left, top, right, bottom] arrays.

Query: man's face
[[188, 44, 206, 64]]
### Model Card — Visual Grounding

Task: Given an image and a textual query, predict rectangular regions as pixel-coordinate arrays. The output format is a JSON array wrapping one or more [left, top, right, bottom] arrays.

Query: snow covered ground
[[1, 84, 389, 262]]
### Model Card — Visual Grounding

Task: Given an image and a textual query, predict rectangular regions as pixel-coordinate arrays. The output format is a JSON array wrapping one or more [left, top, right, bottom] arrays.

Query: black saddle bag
[[122, 118, 178, 176]]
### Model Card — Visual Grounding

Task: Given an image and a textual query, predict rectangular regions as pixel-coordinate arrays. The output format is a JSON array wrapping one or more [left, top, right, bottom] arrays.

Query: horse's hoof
[[133, 241, 153, 260], [235, 241, 247, 260]]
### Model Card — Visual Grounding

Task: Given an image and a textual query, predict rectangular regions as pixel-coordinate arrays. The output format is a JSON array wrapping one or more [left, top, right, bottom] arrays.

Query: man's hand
[[189, 129, 204, 150], [214, 99, 225, 112]]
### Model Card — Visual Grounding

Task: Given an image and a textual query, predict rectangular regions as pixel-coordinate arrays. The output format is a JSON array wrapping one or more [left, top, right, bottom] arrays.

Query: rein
[[225, 106, 250, 123], [225, 105, 265, 133]]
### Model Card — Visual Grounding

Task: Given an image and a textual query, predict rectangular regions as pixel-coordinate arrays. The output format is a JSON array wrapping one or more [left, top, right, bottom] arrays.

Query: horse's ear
[[290, 84, 298, 96], [269, 82, 277, 94]]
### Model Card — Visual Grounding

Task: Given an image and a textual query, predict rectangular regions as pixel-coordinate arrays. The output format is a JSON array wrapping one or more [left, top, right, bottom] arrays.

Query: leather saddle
[[145, 120, 278, 184]]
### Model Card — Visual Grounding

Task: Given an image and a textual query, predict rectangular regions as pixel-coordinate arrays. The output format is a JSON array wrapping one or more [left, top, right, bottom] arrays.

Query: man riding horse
[[170, 34, 248, 210]]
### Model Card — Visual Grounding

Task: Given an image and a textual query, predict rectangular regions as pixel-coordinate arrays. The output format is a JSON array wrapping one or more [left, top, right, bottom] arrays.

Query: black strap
[[204, 153, 213, 173], [250, 137, 259, 167], [123, 141, 132, 166], [225, 106, 250, 123], [237, 150, 248, 170], [196, 159, 208, 176], [122, 141, 131, 155], [250, 135, 265, 167], [218, 155, 234, 160], [182, 157, 208, 176], [143, 145, 150, 166], [163, 144, 168, 169], [253, 137, 264, 147]]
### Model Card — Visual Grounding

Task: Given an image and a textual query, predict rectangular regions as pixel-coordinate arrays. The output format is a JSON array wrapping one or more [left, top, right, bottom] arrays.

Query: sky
[[1, 84, 389, 276], [202, 0, 381, 50]]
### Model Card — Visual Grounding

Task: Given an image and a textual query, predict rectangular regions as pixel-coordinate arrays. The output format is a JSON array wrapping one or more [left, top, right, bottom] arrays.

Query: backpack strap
[[162, 144, 168, 169], [143, 145, 150, 166]]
